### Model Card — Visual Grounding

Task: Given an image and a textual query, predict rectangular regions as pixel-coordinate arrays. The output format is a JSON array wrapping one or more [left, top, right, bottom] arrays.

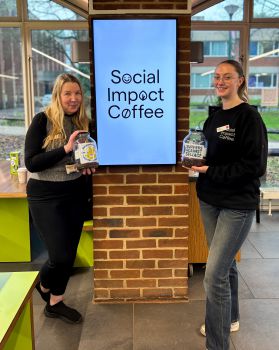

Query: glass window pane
[[253, 0, 279, 19], [0, 0, 17, 17], [249, 28, 279, 186], [31, 29, 91, 118], [0, 28, 25, 161], [192, 0, 243, 21], [28, 0, 85, 20], [190, 30, 240, 129]]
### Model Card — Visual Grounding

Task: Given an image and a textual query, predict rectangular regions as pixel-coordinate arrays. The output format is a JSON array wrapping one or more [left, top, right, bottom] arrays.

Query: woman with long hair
[[25, 73, 95, 324], [191, 60, 268, 349]]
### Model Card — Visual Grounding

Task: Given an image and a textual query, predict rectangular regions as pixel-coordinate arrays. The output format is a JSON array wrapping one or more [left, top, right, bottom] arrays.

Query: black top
[[196, 103, 268, 210], [24, 112, 67, 173]]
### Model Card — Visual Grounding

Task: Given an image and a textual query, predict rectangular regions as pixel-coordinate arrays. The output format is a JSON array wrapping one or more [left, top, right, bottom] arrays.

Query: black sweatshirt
[[196, 103, 268, 210]]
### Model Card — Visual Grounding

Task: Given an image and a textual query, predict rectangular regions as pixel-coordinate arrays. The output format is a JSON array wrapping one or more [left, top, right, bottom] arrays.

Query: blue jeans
[[199, 200, 255, 350]]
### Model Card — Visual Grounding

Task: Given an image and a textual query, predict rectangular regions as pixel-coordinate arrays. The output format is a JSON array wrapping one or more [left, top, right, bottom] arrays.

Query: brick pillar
[[90, 0, 191, 302]]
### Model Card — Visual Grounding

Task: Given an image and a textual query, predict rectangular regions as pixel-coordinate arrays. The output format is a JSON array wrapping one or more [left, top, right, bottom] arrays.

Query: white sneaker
[[200, 321, 239, 336]]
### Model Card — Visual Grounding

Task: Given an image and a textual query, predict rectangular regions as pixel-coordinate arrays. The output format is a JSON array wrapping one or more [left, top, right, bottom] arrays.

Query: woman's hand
[[191, 165, 209, 174], [64, 130, 84, 154], [81, 168, 96, 175]]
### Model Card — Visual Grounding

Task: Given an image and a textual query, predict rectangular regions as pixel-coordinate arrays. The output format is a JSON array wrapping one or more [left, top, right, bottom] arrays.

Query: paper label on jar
[[183, 142, 206, 159], [78, 143, 97, 164]]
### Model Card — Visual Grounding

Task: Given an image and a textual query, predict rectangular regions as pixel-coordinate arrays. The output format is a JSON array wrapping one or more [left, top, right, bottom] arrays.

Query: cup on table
[[17, 167, 27, 184]]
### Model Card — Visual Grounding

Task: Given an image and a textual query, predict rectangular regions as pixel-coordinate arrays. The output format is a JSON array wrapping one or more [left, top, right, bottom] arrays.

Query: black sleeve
[[206, 111, 268, 185], [24, 113, 67, 172]]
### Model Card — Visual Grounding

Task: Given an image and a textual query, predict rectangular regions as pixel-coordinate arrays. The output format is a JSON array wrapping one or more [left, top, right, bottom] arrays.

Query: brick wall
[[89, 0, 191, 302]]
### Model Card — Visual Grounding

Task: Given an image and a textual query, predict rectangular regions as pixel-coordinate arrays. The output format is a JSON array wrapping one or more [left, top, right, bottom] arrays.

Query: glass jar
[[73, 132, 99, 170], [181, 129, 207, 168]]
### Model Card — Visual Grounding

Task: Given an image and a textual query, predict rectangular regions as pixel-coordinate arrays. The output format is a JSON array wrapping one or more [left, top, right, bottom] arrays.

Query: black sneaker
[[44, 301, 82, 324], [35, 282, 50, 303]]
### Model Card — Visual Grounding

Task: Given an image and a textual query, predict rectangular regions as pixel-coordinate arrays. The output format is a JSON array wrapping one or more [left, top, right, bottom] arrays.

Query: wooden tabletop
[[0, 160, 27, 198]]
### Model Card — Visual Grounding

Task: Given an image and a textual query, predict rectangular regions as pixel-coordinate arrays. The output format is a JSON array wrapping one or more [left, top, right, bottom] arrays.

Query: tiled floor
[[1, 212, 278, 350]]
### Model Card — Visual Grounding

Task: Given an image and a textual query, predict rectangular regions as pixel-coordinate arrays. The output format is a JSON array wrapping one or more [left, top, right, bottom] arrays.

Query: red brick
[[94, 260, 123, 269], [142, 269, 173, 278], [94, 196, 124, 206], [158, 260, 187, 268], [126, 217, 156, 227], [174, 185, 188, 194], [126, 239, 156, 249], [93, 229, 108, 239], [94, 289, 109, 299], [110, 207, 140, 216], [142, 206, 173, 216], [109, 229, 140, 238], [175, 249, 188, 258], [126, 260, 155, 269], [95, 240, 123, 250], [174, 288, 188, 297], [175, 269, 187, 277], [95, 280, 123, 288], [94, 270, 108, 279], [142, 228, 173, 238], [93, 218, 123, 228], [143, 250, 173, 259], [110, 270, 140, 279], [127, 196, 157, 205], [175, 228, 188, 237], [142, 288, 173, 298], [159, 217, 188, 226], [158, 278, 187, 287], [109, 250, 140, 259], [93, 174, 124, 184], [174, 206, 189, 215], [159, 195, 188, 205], [93, 186, 107, 195], [93, 207, 107, 217], [158, 239, 188, 248], [126, 174, 156, 184], [94, 251, 108, 259], [127, 279, 156, 288], [158, 174, 187, 183], [142, 166, 173, 172], [142, 185, 172, 194], [110, 289, 140, 299], [109, 185, 140, 194]]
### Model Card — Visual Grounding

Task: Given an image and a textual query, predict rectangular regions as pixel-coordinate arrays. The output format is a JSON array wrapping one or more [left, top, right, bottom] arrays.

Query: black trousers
[[27, 176, 87, 295]]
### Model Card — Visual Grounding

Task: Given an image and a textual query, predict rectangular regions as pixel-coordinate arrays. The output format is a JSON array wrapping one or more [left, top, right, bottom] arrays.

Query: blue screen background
[[92, 19, 177, 165]]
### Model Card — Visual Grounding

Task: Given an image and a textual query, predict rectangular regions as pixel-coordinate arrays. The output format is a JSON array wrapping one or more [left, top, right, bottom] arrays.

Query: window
[[191, 73, 213, 89], [192, 0, 244, 21], [27, 0, 85, 20], [31, 29, 91, 117], [253, 0, 279, 18], [0, 0, 17, 17], [0, 27, 24, 161]]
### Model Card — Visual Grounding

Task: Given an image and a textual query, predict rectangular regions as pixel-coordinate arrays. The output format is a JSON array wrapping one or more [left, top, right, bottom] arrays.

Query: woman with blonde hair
[[191, 60, 267, 349], [25, 73, 95, 323]]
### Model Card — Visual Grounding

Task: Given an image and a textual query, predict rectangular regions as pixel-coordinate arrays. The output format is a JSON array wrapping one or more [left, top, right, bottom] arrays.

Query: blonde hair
[[43, 73, 89, 148], [217, 59, 248, 103]]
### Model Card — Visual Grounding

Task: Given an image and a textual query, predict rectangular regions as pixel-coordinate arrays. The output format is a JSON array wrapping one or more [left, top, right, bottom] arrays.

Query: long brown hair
[[43, 73, 89, 148], [217, 59, 248, 103]]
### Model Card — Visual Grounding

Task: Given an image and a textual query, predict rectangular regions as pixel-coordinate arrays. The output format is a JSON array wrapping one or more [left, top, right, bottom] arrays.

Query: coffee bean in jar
[[73, 132, 99, 170], [181, 129, 207, 168]]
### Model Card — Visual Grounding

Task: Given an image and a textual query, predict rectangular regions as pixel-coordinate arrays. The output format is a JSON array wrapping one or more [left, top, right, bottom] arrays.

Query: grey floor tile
[[188, 264, 206, 301], [134, 302, 206, 350], [256, 212, 279, 231], [134, 302, 235, 350], [33, 303, 84, 350], [248, 231, 279, 258], [237, 258, 279, 298], [240, 239, 262, 259], [231, 299, 279, 350], [78, 303, 133, 350]]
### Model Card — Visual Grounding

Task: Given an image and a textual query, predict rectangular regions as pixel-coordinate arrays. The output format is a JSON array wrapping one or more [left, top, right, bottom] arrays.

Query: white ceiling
[[60, 0, 223, 16]]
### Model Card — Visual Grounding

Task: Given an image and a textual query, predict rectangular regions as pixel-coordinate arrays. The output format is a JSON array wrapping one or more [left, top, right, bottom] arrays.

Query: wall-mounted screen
[[91, 18, 177, 165]]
